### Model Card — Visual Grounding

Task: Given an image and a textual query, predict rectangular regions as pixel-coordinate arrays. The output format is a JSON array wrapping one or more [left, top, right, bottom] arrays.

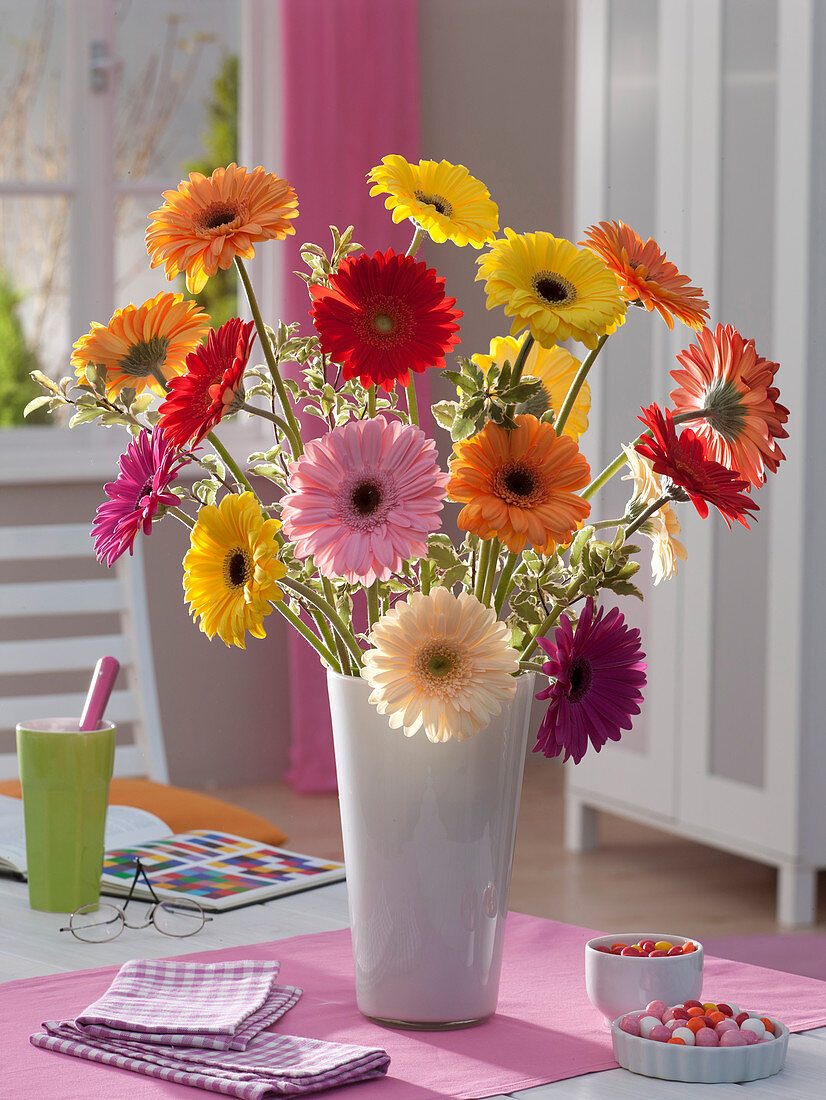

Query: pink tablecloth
[[5, 913, 826, 1100]]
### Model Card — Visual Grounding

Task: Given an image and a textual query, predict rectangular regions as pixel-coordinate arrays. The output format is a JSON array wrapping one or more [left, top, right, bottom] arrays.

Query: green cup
[[16, 718, 116, 912]]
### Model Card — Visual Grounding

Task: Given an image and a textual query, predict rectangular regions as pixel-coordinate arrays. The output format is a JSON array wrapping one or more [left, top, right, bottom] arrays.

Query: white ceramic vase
[[327, 669, 535, 1029]]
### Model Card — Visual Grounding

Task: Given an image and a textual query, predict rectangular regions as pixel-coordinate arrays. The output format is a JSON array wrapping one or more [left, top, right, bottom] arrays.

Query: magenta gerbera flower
[[92, 429, 185, 566], [281, 416, 449, 585], [533, 597, 647, 764]]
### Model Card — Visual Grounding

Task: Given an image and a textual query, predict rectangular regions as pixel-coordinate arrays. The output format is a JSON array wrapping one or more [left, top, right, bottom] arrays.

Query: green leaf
[[440, 563, 468, 588], [23, 396, 53, 417], [451, 416, 477, 441], [431, 401, 457, 430], [569, 526, 595, 567], [501, 380, 543, 403]]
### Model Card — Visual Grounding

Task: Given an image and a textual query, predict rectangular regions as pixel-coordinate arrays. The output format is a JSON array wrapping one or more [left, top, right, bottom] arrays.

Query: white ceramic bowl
[[585, 933, 703, 1023], [611, 1012, 789, 1083]]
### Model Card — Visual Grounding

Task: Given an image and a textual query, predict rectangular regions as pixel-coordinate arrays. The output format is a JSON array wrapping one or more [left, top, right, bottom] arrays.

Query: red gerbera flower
[[635, 404, 758, 529], [308, 248, 462, 391], [158, 318, 256, 449]]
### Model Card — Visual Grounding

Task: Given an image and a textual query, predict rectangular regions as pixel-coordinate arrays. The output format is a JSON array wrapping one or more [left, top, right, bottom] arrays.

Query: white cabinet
[[566, 0, 823, 925]]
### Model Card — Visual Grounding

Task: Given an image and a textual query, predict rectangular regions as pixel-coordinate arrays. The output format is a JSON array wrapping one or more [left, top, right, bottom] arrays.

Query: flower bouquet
[[29, 156, 787, 1026]]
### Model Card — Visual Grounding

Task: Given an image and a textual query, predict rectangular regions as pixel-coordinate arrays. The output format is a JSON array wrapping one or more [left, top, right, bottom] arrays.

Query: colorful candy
[[601, 937, 700, 957], [617, 1000, 782, 1052]]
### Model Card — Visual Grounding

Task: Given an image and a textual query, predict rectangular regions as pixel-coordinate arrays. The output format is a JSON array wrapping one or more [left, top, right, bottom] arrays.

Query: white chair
[[0, 523, 168, 782]]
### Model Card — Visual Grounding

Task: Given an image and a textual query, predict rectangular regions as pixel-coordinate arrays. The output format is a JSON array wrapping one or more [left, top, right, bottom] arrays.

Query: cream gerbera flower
[[476, 229, 626, 350], [472, 334, 591, 440], [622, 445, 687, 585], [367, 155, 498, 247], [361, 587, 519, 742]]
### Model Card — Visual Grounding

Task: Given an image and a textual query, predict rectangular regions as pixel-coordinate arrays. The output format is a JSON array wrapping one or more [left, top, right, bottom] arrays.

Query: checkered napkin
[[73, 959, 299, 1051], [30, 958, 390, 1097]]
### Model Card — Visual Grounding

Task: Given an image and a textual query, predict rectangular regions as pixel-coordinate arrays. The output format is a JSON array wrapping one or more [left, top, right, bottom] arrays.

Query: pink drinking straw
[[78, 656, 120, 731]]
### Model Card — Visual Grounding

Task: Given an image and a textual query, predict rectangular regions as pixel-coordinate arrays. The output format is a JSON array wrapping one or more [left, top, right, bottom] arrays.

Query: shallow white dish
[[611, 1012, 789, 1083]]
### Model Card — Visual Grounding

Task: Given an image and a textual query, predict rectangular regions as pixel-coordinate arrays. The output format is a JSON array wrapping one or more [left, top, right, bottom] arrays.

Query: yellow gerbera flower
[[72, 292, 210, 399], [183, 492, 286, 649], [476, 229, 627, 350], [472, 334, 591, 440], [622, 445, 687, 585], [367, 154, 498, 248], [361, 587, 519, 742]]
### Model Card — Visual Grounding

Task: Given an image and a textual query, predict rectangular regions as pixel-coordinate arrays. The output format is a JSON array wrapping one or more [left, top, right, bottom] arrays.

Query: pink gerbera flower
[[281, 416, 449, 585], [533, 597, 647, 764], [92, 429, 185, 566]]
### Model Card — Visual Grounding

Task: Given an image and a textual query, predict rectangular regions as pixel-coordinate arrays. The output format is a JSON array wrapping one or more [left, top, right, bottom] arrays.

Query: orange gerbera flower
[[581, 220, 709, 331], [447, 415, 591, 554], [71, 292, 211, 399], [146, 164, 298, 294], [669, 323, 788, 488]]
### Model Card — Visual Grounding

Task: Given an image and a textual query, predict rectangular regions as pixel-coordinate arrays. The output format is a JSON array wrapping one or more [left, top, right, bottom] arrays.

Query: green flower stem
[[366, 581, 380, 632], [493, 551, 519, 616], [167, 505, 195, 530], [367, 386, 377, 418], [420, 557, 432, 596], [624, 492, 671, 540], [406, 226, 426, 258], [504, 333, 535, 421], [518, 659, 546, 673], [274, 600, 340, 671], [481, 537, 501, 607], [206, 431, 260, 500], [238, 400, 292, 437], [322, 576, 353, 673], [673, 406, 712, 425], [280, 577, 364, 667], [235, 256, 304, 456], [405, 376, 420, 426], [592, 517, 626, 530], [474, 538, 493, 602], [519, 575, 582, 663], [148, 366, 170, 392], [555, 332, 609, 437]]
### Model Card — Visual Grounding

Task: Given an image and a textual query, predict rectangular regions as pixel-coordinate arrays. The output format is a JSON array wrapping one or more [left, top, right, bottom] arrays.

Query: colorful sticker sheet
[[100, 831, 345, 911]]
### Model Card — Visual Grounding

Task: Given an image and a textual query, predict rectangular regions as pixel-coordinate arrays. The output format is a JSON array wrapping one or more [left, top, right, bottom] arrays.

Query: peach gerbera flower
[[146, 164, 299, 294], [581, 220, 709, 331], [71, 292, 211, 399], [622, 445, 687, 585], [361, 587, 519, 742], [447, 415, 591, 555], [669, 323, 788, 487]]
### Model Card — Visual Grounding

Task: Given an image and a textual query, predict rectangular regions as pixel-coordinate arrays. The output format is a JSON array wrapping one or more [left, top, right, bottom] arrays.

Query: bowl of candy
[[585, 933, 703, 1024], [612, 1000, 789, 1082]]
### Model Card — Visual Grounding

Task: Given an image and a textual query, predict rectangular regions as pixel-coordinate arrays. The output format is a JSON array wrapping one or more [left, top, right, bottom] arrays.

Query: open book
[[0, 795, 345, 912]]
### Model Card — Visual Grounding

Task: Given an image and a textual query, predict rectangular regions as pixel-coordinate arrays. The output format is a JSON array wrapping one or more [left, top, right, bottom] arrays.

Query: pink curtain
[[280, 0, 422, 792]]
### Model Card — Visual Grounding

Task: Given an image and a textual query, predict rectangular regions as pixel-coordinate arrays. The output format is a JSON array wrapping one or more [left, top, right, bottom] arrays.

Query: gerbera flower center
[[492, 460, 547, 507], [224, 546, 252, 590], [532, 270, 577, 308], [567, 656, 593, 702], [702, 378, 747, 442], [357, 294, 413, 349], [414, 189, 454, 218], [200, 201, 242, 231], [118, 335, 170, 378], [351, 479, 383, 516], [414, 641, 465, 691]]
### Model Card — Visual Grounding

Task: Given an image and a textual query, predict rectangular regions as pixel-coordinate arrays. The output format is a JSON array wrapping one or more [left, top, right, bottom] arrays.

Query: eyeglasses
[[60, 859, 212, 942]]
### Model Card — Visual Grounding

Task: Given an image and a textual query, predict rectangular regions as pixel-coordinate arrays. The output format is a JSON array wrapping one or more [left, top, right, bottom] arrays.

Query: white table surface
[[1, 875, 825, 1099]]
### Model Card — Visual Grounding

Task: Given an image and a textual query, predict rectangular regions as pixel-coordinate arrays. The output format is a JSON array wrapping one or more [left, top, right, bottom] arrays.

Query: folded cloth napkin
[[73, 959, 299, 1050], [30, 959, 390, 1096], [30, 1023, 390, 1098]]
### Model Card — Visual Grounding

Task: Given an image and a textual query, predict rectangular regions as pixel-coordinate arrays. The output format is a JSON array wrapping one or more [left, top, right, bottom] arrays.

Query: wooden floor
[[215, 757, 825, 941]]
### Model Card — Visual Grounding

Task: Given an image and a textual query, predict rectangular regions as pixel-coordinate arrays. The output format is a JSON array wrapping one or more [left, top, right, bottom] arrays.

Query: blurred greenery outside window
[[0, 0, 239, 428]]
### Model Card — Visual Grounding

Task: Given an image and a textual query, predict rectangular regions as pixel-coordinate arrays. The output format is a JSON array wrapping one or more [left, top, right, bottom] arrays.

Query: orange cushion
[[0, 778, 288, 847]]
